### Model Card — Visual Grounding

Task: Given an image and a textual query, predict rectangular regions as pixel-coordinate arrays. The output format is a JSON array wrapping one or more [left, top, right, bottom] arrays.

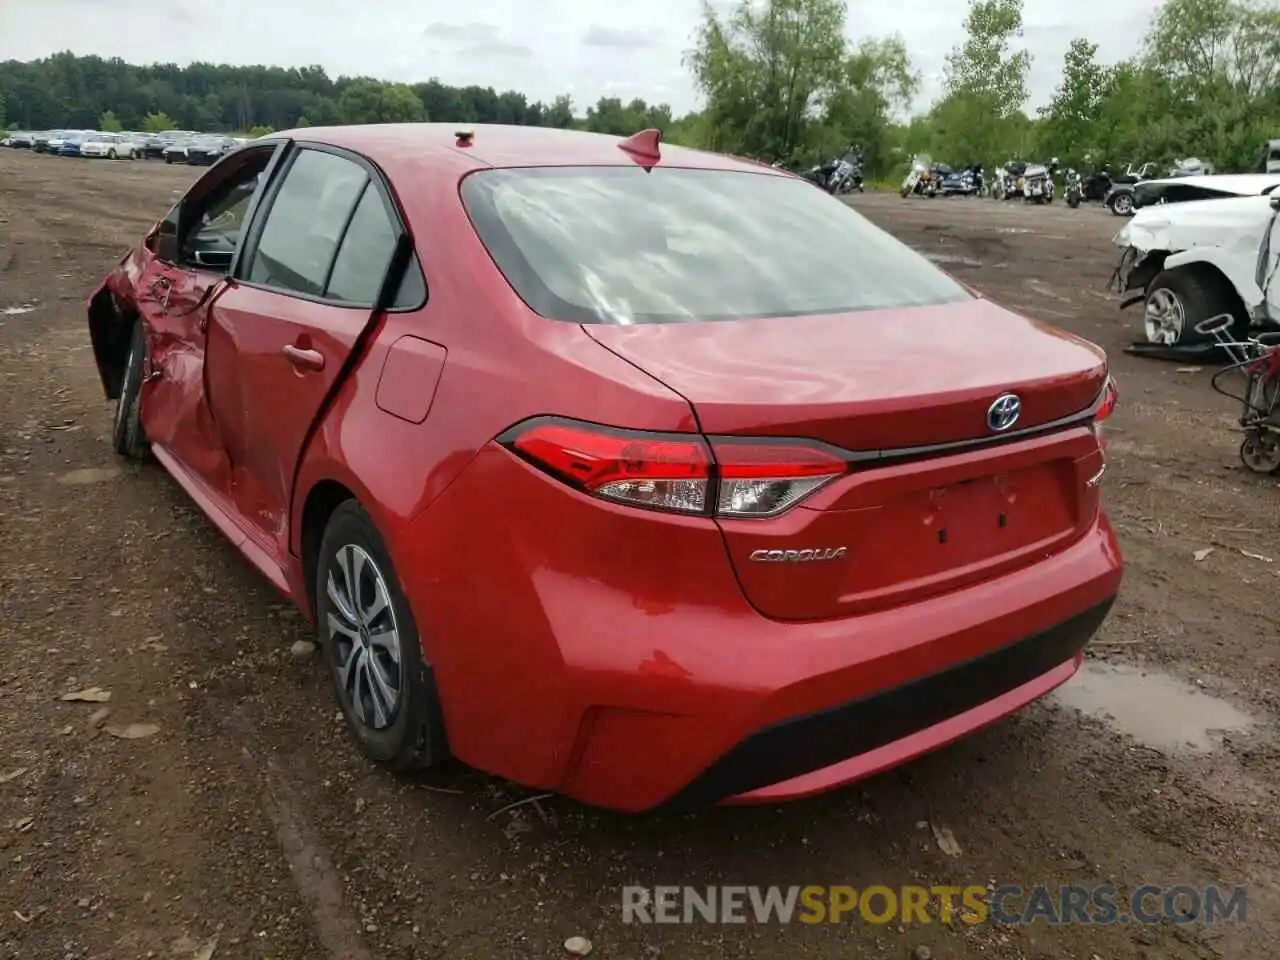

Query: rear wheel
[[1108, 191, 1133, 216], [1143, 268, 1246, 346], [316, 501, 448, 771]]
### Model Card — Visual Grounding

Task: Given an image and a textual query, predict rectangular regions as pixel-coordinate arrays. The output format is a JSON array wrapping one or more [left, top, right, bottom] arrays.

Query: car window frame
[[233, 140, 427, 313], [154, 141, 289, 272]]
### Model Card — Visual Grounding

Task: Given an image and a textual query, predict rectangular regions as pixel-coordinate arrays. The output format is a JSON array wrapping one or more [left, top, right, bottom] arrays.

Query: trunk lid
[[584, 299, 1109, 621]]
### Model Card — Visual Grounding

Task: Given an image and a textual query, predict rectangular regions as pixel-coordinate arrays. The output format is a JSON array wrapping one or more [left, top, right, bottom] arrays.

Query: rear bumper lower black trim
[[661, 597, 1116, 811]]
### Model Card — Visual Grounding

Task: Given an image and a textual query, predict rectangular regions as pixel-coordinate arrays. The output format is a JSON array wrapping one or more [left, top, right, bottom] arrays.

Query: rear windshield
[[460, 166, 971, 324]]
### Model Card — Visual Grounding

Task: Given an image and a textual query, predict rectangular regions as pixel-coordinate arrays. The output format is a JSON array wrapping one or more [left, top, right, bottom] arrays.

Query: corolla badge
[[986, 393, 1022, 433], [749, 547, 848, 563]]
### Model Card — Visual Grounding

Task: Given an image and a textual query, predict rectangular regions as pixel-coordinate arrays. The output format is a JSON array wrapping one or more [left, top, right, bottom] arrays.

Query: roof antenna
[[618, 128, 661, 171]]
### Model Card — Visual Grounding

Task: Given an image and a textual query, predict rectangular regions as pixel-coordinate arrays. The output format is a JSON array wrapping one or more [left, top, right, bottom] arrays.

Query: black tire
[[108, 149, 117, 160], [1067, 192, 1080, 209], [1143, 268, 1247, 346], [316, 501, 448, 771], [1108, 191, 1133, 216], [112, 320, 149, 460]]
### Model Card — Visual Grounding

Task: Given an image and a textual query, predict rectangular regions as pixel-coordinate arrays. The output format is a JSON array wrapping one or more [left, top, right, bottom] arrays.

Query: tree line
[[3, 0, 1279, 178], [0, 53, 683, 144]]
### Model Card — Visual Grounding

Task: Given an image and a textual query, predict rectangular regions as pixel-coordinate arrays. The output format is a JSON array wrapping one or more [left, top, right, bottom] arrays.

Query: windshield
[[461, 166, 970, 325]]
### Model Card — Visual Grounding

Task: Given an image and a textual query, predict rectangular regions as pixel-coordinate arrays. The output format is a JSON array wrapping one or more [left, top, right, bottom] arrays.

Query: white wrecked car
[[1112, 190, 1280, 346]]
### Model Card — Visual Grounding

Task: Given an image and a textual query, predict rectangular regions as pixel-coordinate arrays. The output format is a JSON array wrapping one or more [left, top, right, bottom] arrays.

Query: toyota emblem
[[986, 393, 1022, 432]]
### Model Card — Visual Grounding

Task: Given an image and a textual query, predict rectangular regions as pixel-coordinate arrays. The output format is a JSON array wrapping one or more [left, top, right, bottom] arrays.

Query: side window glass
[[174, 148, 275, 270], [325, 185, 397, 305], [188, 175, 260, 250], [247, 150, 369, 297]]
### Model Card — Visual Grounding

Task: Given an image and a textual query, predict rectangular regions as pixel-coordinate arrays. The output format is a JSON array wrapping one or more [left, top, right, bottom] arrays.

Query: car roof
[[265, 122, 777, 176]]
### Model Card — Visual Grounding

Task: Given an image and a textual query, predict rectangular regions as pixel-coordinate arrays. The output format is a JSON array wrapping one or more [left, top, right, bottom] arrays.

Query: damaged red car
[[87, 124, 1124, 811]]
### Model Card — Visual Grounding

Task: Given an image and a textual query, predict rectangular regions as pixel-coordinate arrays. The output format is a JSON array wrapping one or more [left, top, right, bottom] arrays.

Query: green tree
[[142, 111, 176, 132], [98, 109, 123, 132], [246, 124, 274, 138], [687, 0, 848, 159], [1036, 39, 1108, 164], [943, 0, 1031, 112], [1139, 0, 1280, 168], [821, 37, 919, 174], [337, 80, 427, 124], [545, 95, 575, 129], [926, 0, 1032, 168]]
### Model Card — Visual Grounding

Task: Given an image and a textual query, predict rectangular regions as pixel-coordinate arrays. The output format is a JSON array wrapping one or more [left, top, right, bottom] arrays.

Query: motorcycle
[[1065, 168, 1083, 207], [940, 163, 985, 197], [825, 151, 865, 195], [992, 160, 1030, 200], [1022, 159, 1056, 204], [900, 154, 937, 198]]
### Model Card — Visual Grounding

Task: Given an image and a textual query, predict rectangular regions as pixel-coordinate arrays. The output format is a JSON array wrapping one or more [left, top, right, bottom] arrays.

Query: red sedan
[[87, 124, 1123, 811]]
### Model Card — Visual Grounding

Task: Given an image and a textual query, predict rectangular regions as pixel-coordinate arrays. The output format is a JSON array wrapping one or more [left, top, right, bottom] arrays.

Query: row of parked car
[[2, 129, 249, 165]]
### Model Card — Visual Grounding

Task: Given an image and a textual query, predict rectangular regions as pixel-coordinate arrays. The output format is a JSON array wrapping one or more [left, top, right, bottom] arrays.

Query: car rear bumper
[[394, 446, 1123, 812], [663, 597, 1110, 809]]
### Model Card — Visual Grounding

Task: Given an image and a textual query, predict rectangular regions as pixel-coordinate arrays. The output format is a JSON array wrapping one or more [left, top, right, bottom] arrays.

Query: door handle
[[282, 344, 325, 371]]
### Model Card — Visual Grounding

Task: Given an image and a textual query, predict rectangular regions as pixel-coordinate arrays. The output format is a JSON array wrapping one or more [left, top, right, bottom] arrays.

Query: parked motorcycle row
[[900, 154, 1059, 203], [896, 155, 1226, 217]]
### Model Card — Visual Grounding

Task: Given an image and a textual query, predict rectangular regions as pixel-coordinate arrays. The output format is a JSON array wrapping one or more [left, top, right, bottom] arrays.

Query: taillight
[[500, 418, 847, 519], [1092, 376, 1118, 450], [711, 438, 847, 517]]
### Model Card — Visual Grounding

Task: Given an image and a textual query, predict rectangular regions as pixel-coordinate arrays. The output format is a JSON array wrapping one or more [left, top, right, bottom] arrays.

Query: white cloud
[[0, 0, 1164, 116]]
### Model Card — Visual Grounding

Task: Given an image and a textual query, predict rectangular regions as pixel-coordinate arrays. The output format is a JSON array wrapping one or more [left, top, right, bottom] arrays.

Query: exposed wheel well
[[1151, 261, 1250, 325], [300, 480, 356, 617], [88, 289, 138, 400]]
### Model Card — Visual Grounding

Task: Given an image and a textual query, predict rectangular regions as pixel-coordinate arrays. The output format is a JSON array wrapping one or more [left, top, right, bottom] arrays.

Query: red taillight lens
[[1095, 377, 1119, 423], [501, 418, 847, 518], [1092, 376, 1118, 453], [506, 419, 712, 513]]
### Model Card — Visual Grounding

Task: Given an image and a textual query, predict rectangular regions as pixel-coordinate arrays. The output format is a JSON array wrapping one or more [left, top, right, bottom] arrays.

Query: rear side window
[[461, 167, 970, 324], [247, 149, 368, 297], [326, 186, 398, 305]]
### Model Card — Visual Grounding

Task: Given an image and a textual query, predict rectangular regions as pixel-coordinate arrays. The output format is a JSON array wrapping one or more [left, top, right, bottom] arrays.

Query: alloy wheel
[[1144, 288, 1185, 345], [1114, 193, 1133, 215], [326, 544, 403, 730]]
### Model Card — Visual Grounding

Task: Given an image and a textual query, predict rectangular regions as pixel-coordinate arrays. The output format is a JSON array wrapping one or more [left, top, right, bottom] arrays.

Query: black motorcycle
[[800, 149, 864, 195]]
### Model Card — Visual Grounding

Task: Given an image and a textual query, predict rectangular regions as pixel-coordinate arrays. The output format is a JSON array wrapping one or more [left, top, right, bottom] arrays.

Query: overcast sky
[[1, 0, 1162, 116]]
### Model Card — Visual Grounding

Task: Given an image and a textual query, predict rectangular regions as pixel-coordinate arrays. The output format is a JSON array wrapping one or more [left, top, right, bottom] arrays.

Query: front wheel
[[1108, 191, 1134, 216], [317, 501, 448, 771], [1143, 268, 1245, 346], [1240, 432, 1280, 474], [1067, 191, 1080, 208], [107, 149, 117, 160], [112, 320, 149, 460]]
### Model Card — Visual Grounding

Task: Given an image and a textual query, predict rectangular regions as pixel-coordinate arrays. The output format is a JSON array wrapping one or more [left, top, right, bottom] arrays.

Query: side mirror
[[1194, 314, 1234, 336], [1271, 194, 1280, 212]]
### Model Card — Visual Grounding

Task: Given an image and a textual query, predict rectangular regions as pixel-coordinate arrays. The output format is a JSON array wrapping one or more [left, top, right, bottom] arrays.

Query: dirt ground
[[0, 149, 1277, 960]]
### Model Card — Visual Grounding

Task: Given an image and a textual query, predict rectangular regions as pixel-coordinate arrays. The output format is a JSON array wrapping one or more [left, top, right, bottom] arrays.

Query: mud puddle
[[1053, 661, 1258, 752]]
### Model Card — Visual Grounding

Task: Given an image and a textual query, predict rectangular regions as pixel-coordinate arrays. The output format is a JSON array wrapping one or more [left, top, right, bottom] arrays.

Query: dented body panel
[[1111, 194, 1280, 321]]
